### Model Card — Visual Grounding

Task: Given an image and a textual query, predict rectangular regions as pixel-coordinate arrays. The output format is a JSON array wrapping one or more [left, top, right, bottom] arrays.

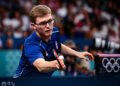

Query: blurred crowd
[[62, 40, 95, 76], [0, 0, 120, 50], [0, 0, 120, 76]]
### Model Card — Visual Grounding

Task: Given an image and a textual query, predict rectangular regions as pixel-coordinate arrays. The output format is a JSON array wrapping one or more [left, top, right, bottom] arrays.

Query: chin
[[45, 33, 51, 37], [46, 32, 52, 36]]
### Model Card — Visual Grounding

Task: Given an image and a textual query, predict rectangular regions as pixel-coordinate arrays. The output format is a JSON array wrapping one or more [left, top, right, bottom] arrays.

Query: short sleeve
[[24, 44, 44, 65]]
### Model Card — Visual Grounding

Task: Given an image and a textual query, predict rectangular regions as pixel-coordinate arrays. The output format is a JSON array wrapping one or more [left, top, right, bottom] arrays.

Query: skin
[[31, 14, 53, 42], [31, 13, 94, 73]]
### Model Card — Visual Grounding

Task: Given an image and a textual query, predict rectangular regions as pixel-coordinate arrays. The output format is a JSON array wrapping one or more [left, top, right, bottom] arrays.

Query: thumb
[[85, 58, 89, 61], [82, 57, 89, 61]]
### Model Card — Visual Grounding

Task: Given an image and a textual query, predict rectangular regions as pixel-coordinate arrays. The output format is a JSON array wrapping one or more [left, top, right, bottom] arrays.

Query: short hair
[[29, 5, 52, 23], [64, 40, 76, 48]]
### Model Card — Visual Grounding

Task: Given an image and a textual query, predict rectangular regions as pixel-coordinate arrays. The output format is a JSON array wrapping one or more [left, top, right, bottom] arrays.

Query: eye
[[40, 22, 46, 25], [37, 19, 53, 26], [48, 19, 52, 22]]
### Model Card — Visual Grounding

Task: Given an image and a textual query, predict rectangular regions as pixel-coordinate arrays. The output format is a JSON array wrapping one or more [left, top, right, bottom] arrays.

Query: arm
[[33, 58, 65, 73], [61, 44, 94, 61], [25, 44, 65, 73]]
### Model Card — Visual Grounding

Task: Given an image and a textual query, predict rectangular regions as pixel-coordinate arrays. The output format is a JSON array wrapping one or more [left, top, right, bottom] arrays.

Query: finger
[[61, 61, 66, 70], [56, 63, 60, 70], [85, 58, 89, 61], [81, 56, 89, 61], [88, 53, 94, 61], [60, 59, 64, 63], [62, 64, 66, 70], [57, 59, 65, 70], [61, 63, 66, 70], [85, 52, 94, 61], [58, 59, 65, 70]]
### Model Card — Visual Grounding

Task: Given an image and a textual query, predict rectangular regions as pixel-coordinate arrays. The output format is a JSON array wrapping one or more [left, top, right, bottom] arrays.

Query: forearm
[[38, 61, 57, 72], [61, 44, 94, 61], [61, 44, 79, 57], [33, 58, 58, 73]]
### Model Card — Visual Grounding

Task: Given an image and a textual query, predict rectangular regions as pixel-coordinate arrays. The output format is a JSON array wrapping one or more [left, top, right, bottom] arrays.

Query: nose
[[46, 23, 50, 27]]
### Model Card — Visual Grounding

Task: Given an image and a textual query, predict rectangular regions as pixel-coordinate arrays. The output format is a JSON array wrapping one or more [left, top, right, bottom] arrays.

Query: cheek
[[51, 24, 53, 28], [50, 25, 53, 31], [36, 28, 44, 34]]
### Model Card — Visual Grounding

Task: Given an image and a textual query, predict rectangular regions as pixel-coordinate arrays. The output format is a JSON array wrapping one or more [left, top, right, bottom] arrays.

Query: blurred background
[[0, 0, 120, 77]]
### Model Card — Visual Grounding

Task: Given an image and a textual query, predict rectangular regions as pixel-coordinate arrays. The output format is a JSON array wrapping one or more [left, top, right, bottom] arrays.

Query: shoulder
[[52, 26, 59, 33], [24, 33, 34, 44], [24, 44, 42, 58], [24, 32, 40, 45]]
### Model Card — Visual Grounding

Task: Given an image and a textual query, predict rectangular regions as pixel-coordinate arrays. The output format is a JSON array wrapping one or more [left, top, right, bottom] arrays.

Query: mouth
[[45, 29, 52, 33]]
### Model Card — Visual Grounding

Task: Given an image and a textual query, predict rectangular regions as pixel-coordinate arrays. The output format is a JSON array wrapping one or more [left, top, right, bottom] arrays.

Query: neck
[[35, 31, 51, 42]]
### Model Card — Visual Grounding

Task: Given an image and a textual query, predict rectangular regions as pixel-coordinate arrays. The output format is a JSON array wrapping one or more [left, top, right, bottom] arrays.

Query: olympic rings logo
[[102, 58, 120, 72]]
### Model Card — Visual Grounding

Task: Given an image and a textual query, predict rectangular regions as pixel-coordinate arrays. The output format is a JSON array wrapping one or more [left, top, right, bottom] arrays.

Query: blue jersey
[[14, 27, 61, 78]]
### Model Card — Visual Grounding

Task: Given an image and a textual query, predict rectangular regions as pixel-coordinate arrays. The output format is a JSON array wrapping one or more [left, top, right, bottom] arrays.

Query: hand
[[55, 59, 66, 70], [59, 59, 66, 70], [77, 52, 94, 61]]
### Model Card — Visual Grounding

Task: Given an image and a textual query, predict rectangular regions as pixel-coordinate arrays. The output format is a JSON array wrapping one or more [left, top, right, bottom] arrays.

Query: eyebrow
[[37, 18, 53, 24]]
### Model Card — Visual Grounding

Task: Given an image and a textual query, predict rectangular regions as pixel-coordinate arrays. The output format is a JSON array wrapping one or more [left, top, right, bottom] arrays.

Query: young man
[[13, 5, 94, 78]]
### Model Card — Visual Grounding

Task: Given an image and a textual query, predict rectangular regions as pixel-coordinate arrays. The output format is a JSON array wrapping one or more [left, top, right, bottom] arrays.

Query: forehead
[[35, 14, 52, 24]]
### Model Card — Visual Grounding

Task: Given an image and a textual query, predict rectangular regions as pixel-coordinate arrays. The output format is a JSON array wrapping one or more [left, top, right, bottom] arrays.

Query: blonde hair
[[30, 5, 52, 23]]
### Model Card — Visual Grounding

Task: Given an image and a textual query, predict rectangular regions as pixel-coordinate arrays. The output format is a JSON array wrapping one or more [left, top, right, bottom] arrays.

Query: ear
[[31, 23, 36, 30]]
